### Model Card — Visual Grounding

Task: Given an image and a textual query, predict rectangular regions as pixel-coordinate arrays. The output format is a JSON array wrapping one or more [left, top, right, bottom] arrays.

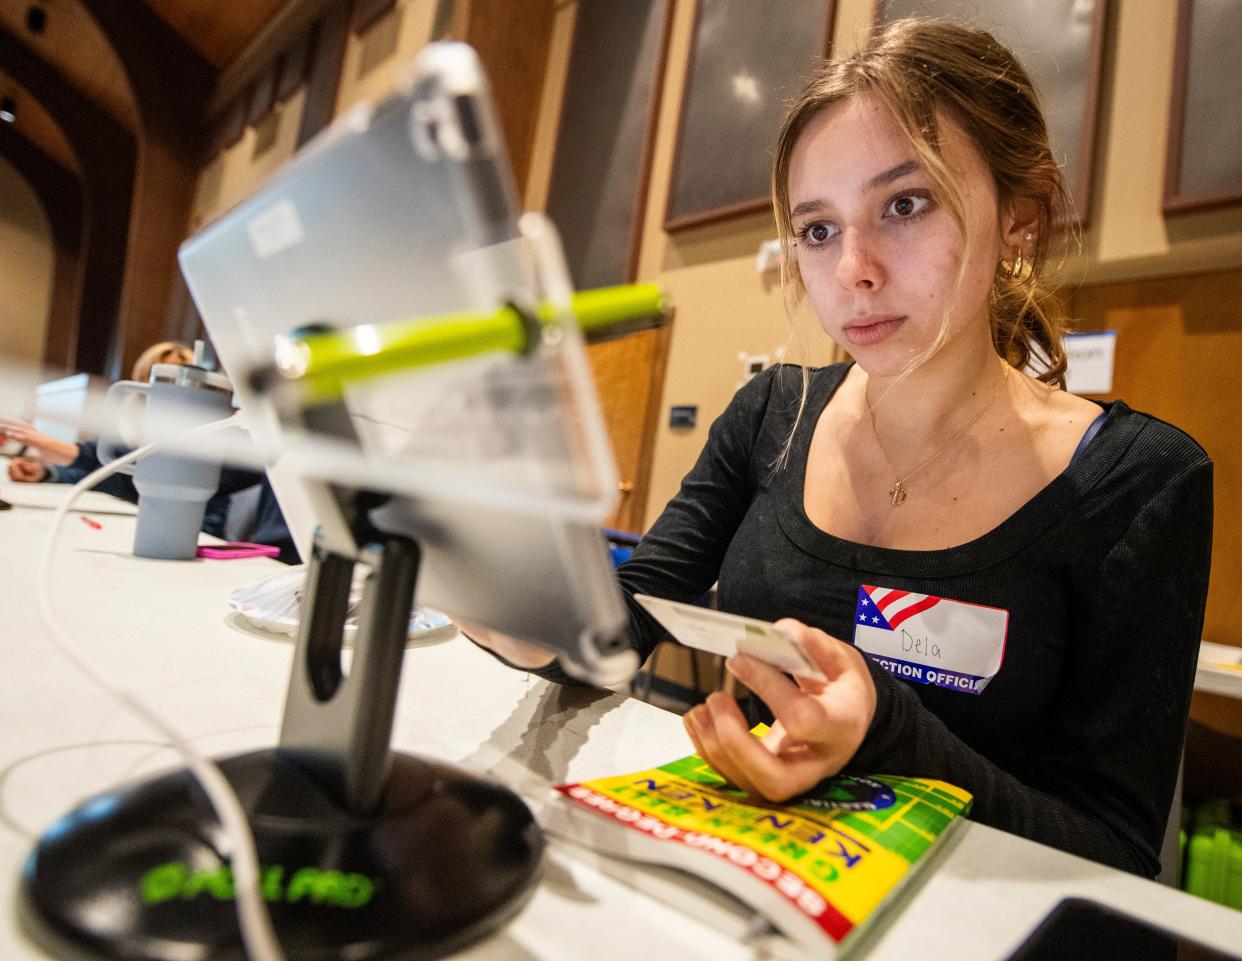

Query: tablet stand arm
[[275, 401, 420, 814]]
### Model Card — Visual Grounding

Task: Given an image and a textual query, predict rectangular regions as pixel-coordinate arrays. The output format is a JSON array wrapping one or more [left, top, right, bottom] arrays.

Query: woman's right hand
[[8, 458, 50, 483], [454, 618, 557, 670], [683, 619, 877, 802]]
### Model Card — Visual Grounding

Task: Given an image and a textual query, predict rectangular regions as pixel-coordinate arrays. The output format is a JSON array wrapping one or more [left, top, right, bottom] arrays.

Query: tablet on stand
[[19, 42, 636, 961]]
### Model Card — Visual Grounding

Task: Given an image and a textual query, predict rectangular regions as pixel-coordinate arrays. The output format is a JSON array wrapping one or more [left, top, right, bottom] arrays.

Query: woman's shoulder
[[1106, 401, 1211, 473], [742, 361, 851, 401], [725, 362, 851, 424], [1085, 401, 1212, 513], [707, 363, 851, 459]]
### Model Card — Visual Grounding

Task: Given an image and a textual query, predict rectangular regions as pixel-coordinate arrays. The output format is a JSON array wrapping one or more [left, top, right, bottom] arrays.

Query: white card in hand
[[634, 595, 825, 681]]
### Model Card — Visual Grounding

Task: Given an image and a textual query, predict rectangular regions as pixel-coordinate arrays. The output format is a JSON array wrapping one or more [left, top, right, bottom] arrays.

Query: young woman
[[472, 19, 1213, 878]]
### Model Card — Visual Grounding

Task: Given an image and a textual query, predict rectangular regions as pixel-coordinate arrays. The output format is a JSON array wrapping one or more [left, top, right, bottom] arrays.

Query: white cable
[[35, 414, 285, 961]]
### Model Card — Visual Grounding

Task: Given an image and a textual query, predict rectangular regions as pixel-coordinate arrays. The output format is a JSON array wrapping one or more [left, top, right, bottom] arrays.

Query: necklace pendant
[[889, 480, 908, 506]]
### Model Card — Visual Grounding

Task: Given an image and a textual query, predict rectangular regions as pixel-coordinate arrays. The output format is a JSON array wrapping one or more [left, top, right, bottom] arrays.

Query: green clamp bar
[[285, 283, 666, 404], [550, 283, 666, 336], [290, 307, 527, 404]]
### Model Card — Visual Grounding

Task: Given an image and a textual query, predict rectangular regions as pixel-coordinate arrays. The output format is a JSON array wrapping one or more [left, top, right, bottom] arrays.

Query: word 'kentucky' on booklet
[[546, 727, 972, 960]]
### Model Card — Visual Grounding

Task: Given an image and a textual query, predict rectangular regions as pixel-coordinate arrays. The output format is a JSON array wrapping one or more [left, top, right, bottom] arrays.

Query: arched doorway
[[0, 153, 54, 368]]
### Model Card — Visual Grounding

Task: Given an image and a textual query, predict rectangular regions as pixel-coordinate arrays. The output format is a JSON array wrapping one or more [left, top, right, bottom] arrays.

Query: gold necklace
[[867, 363, 1009, 507]]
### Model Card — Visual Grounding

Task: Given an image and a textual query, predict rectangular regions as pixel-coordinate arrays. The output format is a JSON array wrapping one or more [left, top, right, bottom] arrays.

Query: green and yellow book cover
[[552, 730, 971, 955]]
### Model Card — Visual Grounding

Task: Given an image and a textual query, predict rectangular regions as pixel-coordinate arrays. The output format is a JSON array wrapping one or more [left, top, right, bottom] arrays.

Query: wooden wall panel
[[587, 320, 673, 534], [452, 0, 555, 195], [1068, 269, 1242, 652], [85, 0, 216, 378]]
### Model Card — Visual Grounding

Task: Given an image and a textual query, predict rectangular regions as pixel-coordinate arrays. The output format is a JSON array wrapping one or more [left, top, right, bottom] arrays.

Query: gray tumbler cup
[[100, 364, 234, 560]]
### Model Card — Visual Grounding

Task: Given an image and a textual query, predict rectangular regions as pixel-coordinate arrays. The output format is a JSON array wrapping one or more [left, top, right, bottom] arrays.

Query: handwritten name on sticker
[[853, 586, 1008, 696]]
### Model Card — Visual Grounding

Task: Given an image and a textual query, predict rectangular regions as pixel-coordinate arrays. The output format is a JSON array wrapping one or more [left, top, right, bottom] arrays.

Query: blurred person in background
[[3, 341, 195, 486]]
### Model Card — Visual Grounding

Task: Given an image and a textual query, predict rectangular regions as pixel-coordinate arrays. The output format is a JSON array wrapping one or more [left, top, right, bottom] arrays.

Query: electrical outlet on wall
[[737, 352, 770, 389]]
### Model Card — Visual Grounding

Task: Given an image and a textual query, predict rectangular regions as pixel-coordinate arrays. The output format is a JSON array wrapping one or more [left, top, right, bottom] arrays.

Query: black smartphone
[[1005, 898, 1239, 961]]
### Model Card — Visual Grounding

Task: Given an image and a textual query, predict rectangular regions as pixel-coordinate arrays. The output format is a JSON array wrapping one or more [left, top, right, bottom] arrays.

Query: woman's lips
[[842, 315, 905, 347]]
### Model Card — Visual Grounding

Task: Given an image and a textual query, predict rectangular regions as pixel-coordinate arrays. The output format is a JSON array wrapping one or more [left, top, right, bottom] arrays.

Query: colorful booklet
[[544, 730, 971, 959]]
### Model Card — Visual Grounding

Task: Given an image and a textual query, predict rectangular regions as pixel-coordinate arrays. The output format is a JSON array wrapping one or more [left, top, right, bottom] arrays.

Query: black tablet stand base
[[18, 748, 544, 961], [20, 480, 544, 960]]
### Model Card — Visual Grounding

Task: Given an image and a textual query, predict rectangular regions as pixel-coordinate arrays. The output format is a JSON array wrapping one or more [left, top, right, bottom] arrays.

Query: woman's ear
[[1001, 198, 1040, 254]]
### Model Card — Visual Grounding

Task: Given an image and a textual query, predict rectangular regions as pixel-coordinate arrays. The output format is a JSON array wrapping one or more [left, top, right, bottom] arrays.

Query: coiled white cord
[[34, 414, 284, 961]]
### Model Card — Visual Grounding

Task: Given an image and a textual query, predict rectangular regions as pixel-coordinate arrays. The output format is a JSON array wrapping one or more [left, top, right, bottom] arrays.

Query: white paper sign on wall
[[1063, 330, 1117, 395]]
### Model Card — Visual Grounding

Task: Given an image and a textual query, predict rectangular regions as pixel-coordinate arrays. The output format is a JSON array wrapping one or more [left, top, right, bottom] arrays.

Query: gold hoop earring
[[1010, 249, 1023, 279]]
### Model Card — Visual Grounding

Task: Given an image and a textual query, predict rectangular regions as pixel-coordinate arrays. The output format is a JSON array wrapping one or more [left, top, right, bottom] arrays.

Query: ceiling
[[0, 68, 77, 171], [0, 0, 139, 133], [143, 0, 296, 68], [0, 0, 295, 170]]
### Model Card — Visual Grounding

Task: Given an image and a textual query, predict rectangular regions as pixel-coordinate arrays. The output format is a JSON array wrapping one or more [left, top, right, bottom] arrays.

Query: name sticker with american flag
[[853, 585, 1008, 695]]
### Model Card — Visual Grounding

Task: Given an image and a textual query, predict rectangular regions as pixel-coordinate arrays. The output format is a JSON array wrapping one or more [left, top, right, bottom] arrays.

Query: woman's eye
[[798, 222, 838, 246], [886, 193, 931, 219]]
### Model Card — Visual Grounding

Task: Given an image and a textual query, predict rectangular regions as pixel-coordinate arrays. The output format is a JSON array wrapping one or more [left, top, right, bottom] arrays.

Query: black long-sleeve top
[[588, 363, 1212, 877]]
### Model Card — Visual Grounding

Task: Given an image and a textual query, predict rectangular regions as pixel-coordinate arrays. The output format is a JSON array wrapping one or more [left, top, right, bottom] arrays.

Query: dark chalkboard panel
[[545, 0, 673, 288], [664, 0, 835, 231], [1165, 0, 1242, 214], [877, 0, 1108, 223]]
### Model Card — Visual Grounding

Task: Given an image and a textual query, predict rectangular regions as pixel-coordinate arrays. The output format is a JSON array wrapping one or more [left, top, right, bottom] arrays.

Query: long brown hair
[[772, 18, 1074, 387]]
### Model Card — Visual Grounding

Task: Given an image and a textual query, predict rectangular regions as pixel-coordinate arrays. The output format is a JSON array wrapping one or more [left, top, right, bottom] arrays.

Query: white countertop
[[1198, 642, 1242, 700], [1, 478, 139, 515], [1, 483, 1240, 960]]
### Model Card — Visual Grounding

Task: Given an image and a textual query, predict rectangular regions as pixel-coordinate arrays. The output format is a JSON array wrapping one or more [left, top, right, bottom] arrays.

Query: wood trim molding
[[276, 31, 313, 103], [247, 63, 279, 126], [1071, 0, 1109, 226], [215, 94, 249, 153], [297, 3, 351, 148], [664, 196, 772, 234], [624, 0, 676, 282], [85, 0, 216, 115], [1163, 0, 1195, 214], [630, 314, 674, 533], [208, 0, 343, 119], [351, 0, 399, 34]]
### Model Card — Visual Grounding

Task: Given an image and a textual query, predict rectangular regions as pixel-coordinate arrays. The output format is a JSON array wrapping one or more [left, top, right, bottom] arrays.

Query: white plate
[[227, 564, 455, 645]]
